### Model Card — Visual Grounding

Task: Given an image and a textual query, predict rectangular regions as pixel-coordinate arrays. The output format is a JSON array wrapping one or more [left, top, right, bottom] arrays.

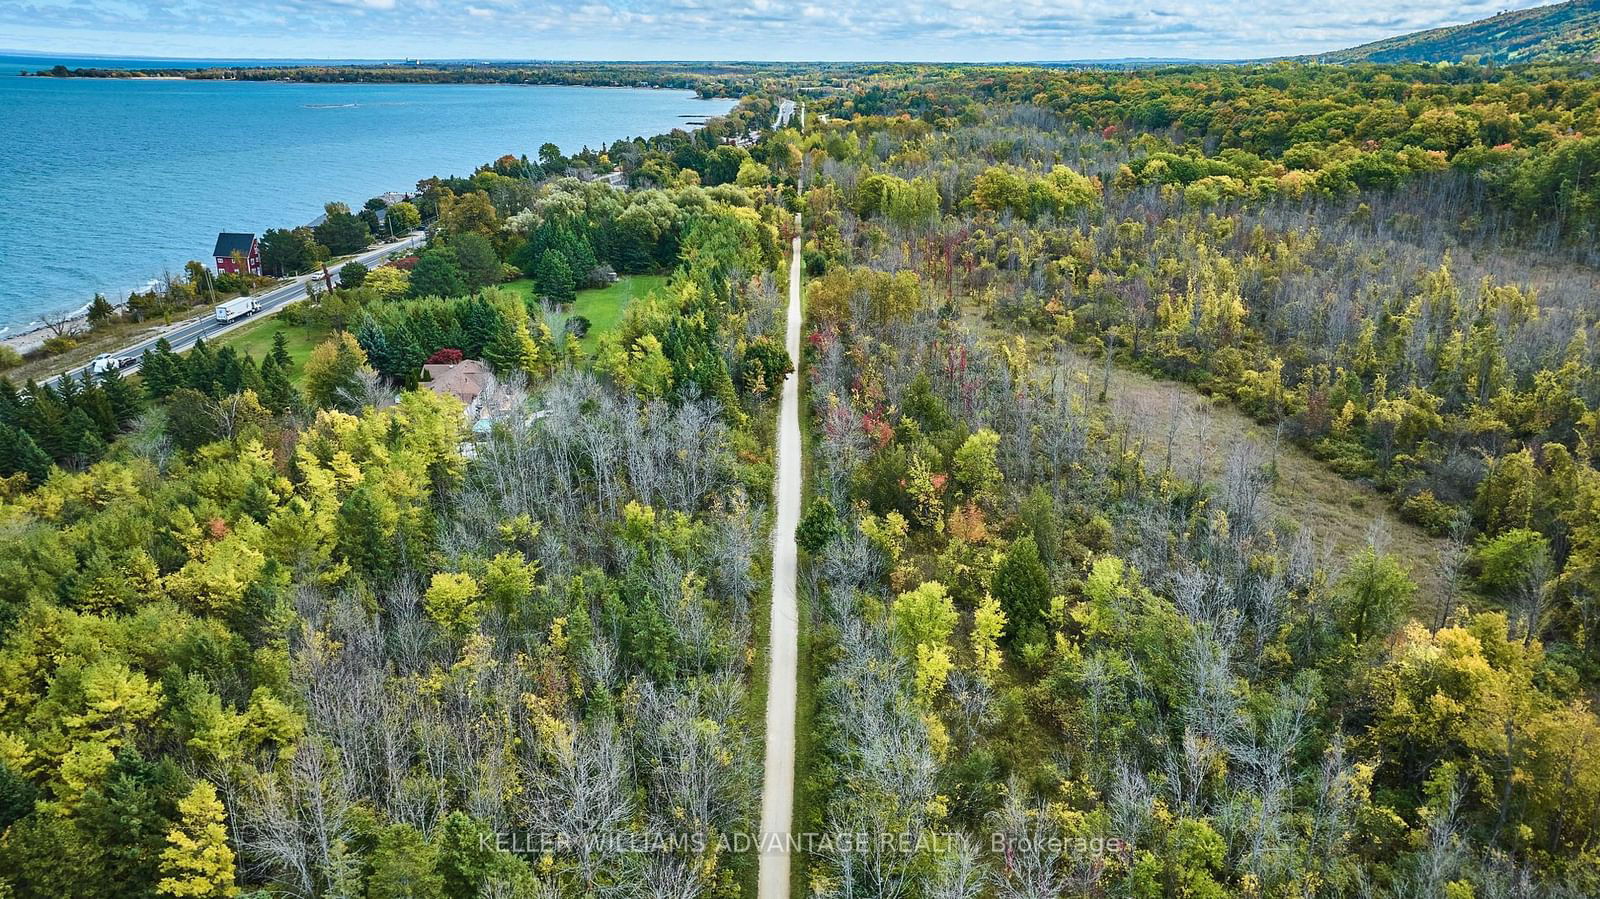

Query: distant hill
[[1322, 0, 1600, 64]]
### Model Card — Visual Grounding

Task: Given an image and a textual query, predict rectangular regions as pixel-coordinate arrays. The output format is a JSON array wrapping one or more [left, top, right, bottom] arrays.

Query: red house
[[213, 232, 261, 276]]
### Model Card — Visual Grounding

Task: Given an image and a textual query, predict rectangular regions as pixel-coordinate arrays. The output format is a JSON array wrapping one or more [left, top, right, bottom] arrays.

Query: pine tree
[[74, 385, 118, 441], [457, 296, 502, 358], [156, 781, 238, 898], [3, 425, 54, 485], [0, 378, 22, 427], [337, 485, 395, 580], [63, 407, 101, 466], [269, 331, 292, 371], [237, 356, 265, 397], [142, 340, 182, 400], [212, 348, 244, 396], [23, 382, 69, 463], [483, 307, 541, 377], [87, 293, 116, 328], [165, 388, 220, 452], [185, 339, 217, 394], [533, 248, 575, 304], [258, 358, 297, 414], [98, 372, 142, 427]]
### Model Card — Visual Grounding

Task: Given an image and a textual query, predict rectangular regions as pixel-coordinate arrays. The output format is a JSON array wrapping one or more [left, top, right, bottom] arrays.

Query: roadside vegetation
[[215, 316, 333, 384]]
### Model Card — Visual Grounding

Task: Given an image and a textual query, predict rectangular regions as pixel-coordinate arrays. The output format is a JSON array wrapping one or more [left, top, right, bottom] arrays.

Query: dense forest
[[1323, 0, 1600, 65], [4, 54, 1600, 898], [790, 59, 1600, 898]]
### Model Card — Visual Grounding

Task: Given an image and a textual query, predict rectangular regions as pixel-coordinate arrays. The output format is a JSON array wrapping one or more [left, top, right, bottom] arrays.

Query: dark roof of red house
[[213, 232, 257, 258]]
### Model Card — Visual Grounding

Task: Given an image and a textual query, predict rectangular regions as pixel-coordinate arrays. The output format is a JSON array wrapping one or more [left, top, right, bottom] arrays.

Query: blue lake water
[[0, 71, 733, 329]]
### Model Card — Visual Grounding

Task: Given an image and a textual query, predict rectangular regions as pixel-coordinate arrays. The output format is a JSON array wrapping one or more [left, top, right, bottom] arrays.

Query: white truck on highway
[[214, 296, 261, 323]]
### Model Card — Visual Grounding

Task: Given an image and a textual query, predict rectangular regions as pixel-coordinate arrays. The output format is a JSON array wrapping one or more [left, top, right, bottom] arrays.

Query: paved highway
[[46, 231, 426, 388]]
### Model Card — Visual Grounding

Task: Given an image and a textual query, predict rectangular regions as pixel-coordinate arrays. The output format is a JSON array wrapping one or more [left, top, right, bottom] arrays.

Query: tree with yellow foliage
[[157, 781, 238, 898]]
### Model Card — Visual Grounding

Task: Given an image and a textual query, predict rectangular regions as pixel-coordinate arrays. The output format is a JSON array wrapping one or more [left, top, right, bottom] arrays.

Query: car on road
[[88, 353, 133, 375]]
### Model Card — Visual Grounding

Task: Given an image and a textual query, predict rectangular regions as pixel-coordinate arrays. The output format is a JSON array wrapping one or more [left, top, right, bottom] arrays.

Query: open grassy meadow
[[503, 274, 668, 357]]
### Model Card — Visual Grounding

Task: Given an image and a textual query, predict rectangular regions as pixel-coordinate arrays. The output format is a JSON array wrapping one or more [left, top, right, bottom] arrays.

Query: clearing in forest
[[1088, 350, 1452, 588], [972, 310, 1454, 596], [1080, 350, 1454, 593]]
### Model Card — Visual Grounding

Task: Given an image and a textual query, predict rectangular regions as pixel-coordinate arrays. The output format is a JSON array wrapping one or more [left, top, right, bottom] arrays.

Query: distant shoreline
[[9, 61, 751, 97], [17, 72, 185, 79]]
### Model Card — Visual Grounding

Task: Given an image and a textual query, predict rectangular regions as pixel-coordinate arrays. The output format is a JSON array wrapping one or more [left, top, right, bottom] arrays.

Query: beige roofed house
[[421, 359, 493, 417]]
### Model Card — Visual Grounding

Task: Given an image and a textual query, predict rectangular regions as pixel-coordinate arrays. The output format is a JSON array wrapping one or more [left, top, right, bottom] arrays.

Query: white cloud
[[0, 0, 1561, 61]]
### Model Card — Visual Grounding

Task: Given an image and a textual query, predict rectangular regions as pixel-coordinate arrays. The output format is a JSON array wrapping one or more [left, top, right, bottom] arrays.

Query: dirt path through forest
[[757, 212, 803, 899]]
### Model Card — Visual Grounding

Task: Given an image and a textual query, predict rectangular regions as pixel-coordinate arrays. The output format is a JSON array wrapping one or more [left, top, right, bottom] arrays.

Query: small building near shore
[[213, 232, 261, 276]]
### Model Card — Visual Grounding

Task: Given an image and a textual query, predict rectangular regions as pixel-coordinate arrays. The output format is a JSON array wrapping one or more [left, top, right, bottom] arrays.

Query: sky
[[0, 0, 1558, 62]]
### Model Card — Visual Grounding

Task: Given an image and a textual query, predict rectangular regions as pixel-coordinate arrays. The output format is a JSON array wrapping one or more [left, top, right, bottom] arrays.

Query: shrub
[[41, 335, 78, 356], [1400, 489, 1462, 536], [338, 261, 369, 288], [563, 316, 592, 339], [425, 348, 464, 366], [0, 346, 22, 370]]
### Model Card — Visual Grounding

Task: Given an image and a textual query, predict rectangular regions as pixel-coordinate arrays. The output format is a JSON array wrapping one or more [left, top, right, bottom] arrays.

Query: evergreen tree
[[533, 248, 576, 304], [236, 356, 265, 397], [337, 485, 395, 580], [96, 372, 141, 428], [0, 378, 22, 428], [355, 319, 398, 378], [483, 316, 540, 377], [258, 358, 297, 414], [337, 261, 369, 288], [435, 812, 506, 898], [75, 378, 119, 440], [456, 296, 502, 358], [269, 331, 292, 371], [156, 781, 238, 898], [80, 754, 189, 899], [0, 762, 35, 830], [314, 202, 371, 256], [408, 249, 467, 299], [141, 341, 182, 400], [164, 388, 220, 452], [23, 382, 69, 463], [86, 293, 116, 328], [452, 232, 502, 290], [991, 534, 1050, 646], [2, 424, 54, 484], [212, 348, 245, 396], [184, 339, 217, 395]]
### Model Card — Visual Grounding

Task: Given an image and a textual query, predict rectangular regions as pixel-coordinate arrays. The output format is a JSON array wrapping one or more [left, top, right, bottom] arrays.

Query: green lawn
[[215, 314, 331, 382], [503, 274, 668, 356]]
